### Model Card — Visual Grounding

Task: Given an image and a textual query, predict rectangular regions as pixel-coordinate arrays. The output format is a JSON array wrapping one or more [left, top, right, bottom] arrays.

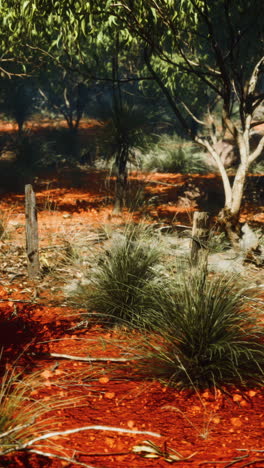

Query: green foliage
[[143, 135, 209, 174], [38, 66, 89, 135], [251, 156, 264, 174], [0, 367, 55, 453], [207, 231, 231, 253], [94, 94, 156, 163], [133, 270, 264, 389], [0, 0, 263, 220], [0, 364, 87, 456], [75, 224, 163, 327], [0, 368, 38, 447]]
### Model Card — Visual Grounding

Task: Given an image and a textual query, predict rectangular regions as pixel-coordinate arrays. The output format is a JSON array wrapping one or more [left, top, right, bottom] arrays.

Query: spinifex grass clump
[[135, 270, 264, 389], [143, 135, 209, 174], [0, 365, 86, 456], [0, 368, 57, 454], [83, 224, 163, 327]]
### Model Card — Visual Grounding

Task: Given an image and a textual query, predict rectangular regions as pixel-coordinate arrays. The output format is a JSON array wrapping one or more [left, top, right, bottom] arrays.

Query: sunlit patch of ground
[[0, 121, 263, 468]]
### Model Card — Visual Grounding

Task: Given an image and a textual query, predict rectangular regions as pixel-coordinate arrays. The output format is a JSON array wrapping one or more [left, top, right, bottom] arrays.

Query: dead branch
[[247, 56, 264, 97], [178, 99, 207, 126], [23, 425, 161, 448], [49, 352, 132, 362], [249, 134, 264, 164]]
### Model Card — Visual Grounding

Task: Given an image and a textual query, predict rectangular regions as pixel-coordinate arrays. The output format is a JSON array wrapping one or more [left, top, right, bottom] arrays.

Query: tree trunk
[[113, 166, 127, 215], [217, 208, 241, 249], [216, 156, 249, 249], [229, 159, 248, 216], [218, 208, 263, 264], [112, 146, 128, 215], [17, 121, 24, 136]]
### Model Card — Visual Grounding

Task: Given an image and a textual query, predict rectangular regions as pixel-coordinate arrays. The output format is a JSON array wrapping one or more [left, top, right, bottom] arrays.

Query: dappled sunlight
[[0, 123, 263, 468]]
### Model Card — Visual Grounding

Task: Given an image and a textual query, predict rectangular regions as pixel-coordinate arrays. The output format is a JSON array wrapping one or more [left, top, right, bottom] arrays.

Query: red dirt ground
[[0, 121, 264, 468]]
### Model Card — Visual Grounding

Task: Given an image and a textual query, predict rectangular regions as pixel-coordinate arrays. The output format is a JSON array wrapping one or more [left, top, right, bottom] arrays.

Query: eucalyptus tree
[[1, 1, 156, 210], [91, 36, 158, 213], [95, 88, 158, 213], [37, 62, 91, 159], [38, 68, 88, 134], [2, 1, 264, 241], [103, 0, 264, 246]]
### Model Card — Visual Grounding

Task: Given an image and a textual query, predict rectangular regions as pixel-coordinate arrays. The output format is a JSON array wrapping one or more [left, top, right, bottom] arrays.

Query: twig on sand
[[3, 425, 161, 467], [23, 425, 161, 448], [50, 352, 133, 362]]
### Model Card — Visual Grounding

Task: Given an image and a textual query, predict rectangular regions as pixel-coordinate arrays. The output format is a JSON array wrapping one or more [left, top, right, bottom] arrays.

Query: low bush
[[133, 269, 264, 389], [251, 156, 264, 174], [74, 224, 164, 327], [207, 230, 231, 253], [0, 364, 88, 458], [142, 135, 209, 174], [0, 368, 60, 454]]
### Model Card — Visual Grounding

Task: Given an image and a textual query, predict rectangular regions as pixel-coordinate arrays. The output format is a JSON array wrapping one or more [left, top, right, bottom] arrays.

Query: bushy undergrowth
[[207, 230, 231, 253], [142, 135, 209, 174], [251, 156, 264, 174], [0, 368, 59, 454], [0, 369, 40, 450], [133, 270, 264, 389], [68, 223, 264, 390], [0, 364, 88, 456], [75, 224, 164, 327]]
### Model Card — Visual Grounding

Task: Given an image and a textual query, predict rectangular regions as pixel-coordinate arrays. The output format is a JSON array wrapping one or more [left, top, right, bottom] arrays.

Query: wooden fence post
[[25, 184, 40, 278], [190, 211, 210, 267]]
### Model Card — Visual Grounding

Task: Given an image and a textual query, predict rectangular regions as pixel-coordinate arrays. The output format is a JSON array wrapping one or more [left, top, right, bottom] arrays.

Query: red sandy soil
[[0, 118, 104, 132], [0, 122, 264, 468]]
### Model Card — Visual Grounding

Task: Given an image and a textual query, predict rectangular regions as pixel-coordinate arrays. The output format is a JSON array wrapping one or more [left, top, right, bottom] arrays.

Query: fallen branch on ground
[[23, 425, 161, 449], [50, 352, 133, 362]]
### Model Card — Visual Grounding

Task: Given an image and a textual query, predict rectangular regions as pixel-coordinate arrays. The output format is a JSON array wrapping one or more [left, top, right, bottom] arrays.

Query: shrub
[[0, 367, 66, 454], [143, 135, 209, 174], [75, 224, 164, 327], [207, 230, 231, 253], [250, 151, 264, 173], [133, 269, 264, 389]]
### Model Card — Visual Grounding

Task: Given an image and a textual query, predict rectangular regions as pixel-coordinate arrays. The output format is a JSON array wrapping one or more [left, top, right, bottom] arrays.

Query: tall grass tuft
[[133, 269, 264, 389], [142, 135, 209, 174], [77, 224, 164, 327], [0, 368, 62, 454]]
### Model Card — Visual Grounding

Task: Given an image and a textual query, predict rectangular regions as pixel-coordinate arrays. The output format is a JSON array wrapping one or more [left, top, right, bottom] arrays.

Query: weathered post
[[190, 211, 210, 268], [25, 184, 40, 278]]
